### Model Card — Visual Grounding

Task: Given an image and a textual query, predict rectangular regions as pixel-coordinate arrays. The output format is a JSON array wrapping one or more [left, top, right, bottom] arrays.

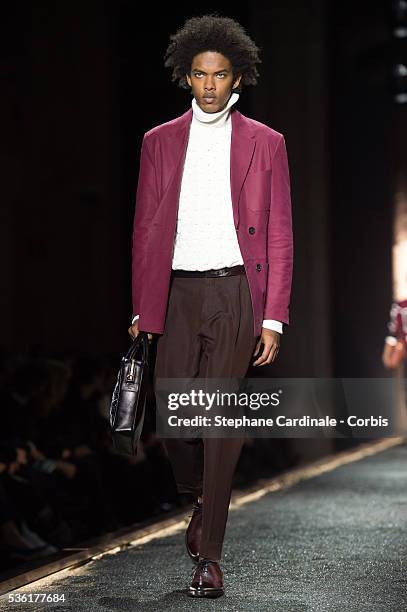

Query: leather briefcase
[[109, 331, 150, 455]]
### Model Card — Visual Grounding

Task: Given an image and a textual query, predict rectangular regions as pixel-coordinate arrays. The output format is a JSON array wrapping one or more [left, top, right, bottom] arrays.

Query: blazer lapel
[[230, 109, 256, 228], [161, 109, 192, 203]]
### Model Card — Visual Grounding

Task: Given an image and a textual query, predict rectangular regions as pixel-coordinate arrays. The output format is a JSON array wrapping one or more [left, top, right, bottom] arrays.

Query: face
[[186, 51, 242, 113]]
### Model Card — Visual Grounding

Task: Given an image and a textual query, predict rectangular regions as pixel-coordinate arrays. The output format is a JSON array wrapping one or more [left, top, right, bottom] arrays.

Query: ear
[[232, 73, 242, 90], [186, 73, 192, 87]]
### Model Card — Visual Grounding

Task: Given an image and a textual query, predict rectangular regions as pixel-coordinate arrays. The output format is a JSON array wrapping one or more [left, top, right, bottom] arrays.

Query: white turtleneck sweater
[[172, 92, 243, 270], [132, 92, 282, 334]]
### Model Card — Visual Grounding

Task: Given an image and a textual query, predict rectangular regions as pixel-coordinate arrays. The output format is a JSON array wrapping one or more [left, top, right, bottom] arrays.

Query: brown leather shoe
[[185, 500, 202, 563], [188, 558, 224, 598]]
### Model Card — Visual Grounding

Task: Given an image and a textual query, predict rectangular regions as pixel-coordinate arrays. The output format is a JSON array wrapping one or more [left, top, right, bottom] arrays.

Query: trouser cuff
[[199, 539, 223, 562]]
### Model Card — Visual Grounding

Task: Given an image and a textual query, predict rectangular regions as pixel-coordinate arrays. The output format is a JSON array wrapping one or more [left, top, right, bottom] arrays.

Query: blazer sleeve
[[131, 134, 157, 318], [264, 135, 293, 325]]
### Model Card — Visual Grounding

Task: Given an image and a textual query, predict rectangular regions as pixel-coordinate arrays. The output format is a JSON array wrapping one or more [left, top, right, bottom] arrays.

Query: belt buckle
[[215, 267, 229, 277]]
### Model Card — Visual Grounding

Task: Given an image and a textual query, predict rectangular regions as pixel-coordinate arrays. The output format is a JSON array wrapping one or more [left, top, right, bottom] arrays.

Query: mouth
[[202, 96, 216, 104]]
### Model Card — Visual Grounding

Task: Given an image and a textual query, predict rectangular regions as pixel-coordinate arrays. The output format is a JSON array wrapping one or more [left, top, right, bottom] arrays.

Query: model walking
[[128, 14, 293, 598]]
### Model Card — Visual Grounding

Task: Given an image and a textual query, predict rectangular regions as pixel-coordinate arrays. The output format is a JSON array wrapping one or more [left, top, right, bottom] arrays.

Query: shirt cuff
[[131, 315, 139, 324], [385, 335, 398, 346], [262, 319, 283, 334]]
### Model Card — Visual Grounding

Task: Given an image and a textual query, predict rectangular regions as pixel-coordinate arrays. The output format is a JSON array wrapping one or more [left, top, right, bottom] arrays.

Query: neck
[[191, 91, 239, 127]]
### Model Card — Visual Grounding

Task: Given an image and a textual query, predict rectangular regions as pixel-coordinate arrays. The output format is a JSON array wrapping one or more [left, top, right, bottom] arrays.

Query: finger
[[253, 354, 269, 366], [265, 346, 279, 365], [253, 343, 272, 366], [253, 338, 262, 356], [269, 344, 280, 363]]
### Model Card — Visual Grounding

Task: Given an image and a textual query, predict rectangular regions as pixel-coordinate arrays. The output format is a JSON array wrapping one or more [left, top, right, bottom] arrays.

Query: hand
[[55, 460, 77, 479], [253, 329, 280, 366], [73, 445, 93, 459], [128, 319, 153, 343], [382, 341, 406, 369]]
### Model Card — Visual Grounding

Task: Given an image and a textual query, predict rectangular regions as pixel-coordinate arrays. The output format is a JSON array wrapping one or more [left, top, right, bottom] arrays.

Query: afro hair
[[164, 13, 261, 93]]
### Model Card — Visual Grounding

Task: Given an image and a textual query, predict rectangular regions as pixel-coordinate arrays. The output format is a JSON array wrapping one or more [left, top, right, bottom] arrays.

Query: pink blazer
[[132, 107, 293, 338]]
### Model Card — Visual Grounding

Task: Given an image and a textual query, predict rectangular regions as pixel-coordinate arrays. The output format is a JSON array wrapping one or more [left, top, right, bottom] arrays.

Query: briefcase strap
[[125, 331, 149, 365]]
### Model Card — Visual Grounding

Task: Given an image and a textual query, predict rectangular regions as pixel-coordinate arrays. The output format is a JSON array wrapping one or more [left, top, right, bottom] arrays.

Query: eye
[[192, 72, 227, 78]]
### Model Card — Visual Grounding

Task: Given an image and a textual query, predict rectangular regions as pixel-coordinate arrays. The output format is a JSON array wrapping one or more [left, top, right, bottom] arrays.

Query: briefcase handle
[[124, 331, 150, 366]]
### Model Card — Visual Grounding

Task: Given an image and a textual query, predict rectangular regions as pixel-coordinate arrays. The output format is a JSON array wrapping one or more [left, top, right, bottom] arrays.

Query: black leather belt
[[171, 265, 246, 278]]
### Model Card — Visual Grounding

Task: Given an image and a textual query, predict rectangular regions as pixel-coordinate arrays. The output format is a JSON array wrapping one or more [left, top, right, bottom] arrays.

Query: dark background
[[0, 0, 398, 377]]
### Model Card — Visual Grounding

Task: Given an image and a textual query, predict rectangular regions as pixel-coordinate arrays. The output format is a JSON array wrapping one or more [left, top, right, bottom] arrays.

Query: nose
[[204, 77, 215, 91]]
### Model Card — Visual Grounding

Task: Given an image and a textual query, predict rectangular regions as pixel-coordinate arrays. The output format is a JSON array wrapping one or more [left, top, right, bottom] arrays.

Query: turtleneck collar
[[191, 91, 239, 127]]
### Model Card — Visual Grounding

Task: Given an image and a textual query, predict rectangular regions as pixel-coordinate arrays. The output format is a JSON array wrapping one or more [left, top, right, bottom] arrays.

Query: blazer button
[[256, 263, 262, 271], [249, 226, 255, 235]]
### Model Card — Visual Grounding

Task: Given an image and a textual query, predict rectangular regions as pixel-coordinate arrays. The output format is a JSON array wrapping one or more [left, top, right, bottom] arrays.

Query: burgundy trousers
[[153, 270, 258, 561]]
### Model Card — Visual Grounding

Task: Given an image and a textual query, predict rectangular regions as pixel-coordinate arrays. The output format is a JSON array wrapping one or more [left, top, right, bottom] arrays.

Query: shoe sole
[[188, 587, 224, 598]]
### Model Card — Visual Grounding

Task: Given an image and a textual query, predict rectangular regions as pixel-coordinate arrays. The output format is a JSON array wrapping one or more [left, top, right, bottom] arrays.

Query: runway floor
[[1, 441, 407, 611]]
